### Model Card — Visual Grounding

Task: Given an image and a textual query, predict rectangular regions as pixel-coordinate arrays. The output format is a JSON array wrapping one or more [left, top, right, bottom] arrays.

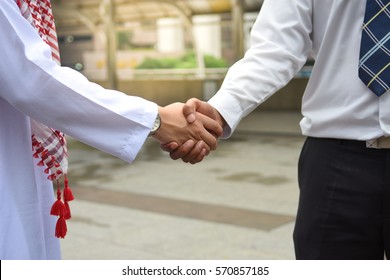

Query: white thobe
[[0, 0, 157, 259]]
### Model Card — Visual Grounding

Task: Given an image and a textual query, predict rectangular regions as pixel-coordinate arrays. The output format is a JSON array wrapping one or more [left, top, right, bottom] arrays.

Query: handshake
[[151, 98, 225, 164]]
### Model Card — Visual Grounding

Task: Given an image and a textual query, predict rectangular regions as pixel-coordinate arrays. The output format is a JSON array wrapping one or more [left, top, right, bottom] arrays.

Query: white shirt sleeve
[[0, 0, 158, 163], [209, 0, 312, 137]]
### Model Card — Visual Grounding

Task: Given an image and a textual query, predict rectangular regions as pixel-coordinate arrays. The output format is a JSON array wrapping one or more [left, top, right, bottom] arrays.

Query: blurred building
[[52, 0, 309, 109]]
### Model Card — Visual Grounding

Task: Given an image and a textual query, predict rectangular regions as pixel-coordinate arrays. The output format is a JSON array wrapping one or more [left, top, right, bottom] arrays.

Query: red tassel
[[41, 149, 49, 157], [55, 216, 67, 238], [48, 174, 57, 180], [63, 176, 74, 202], [51, 178, 74, 238], [64, 202, 71, 220], [50, 184, 66, 216], [50, 199, 66, 216]]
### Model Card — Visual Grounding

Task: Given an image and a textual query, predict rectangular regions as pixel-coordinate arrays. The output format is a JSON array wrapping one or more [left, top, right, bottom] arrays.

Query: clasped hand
[[152, 99, 225, 164]]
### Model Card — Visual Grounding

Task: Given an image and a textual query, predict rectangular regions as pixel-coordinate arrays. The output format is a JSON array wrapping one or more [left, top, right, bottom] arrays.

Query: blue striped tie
[[358, 0, 390, 96]]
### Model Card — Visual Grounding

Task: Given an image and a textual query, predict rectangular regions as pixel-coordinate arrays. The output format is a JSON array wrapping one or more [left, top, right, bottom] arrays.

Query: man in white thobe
[[0, 0, 221, 259]]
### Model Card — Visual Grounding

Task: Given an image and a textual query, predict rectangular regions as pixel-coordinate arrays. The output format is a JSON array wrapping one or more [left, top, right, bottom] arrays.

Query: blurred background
[[52, 0, 311, 107], [51, 0, 309, 259]]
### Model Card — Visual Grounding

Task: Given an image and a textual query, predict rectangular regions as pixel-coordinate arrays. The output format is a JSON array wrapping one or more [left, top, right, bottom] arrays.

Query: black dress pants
[[293, 137, 390, 260]]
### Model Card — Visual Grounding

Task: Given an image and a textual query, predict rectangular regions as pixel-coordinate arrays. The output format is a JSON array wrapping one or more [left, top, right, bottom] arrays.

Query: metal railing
[[83, 66, 312, 81]]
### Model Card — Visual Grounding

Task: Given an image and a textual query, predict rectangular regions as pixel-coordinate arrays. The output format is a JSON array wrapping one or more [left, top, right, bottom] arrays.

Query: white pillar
[[156, 18, 185, 54], [192, 15, 221, 58], [231, 0, 244, 61], [94, 25, 106, 51], [244, 12, 258, 51], [103, 0, 117, 89]]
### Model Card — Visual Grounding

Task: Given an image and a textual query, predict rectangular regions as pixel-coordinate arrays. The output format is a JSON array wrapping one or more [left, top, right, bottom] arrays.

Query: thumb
[[183, 98, 203, 123]]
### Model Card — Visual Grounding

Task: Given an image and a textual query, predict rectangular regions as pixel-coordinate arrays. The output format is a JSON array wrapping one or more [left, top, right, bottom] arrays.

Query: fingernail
[[187, 113, 196, 123]]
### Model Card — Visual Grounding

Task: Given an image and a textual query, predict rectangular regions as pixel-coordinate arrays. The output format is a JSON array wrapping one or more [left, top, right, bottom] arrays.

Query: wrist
[[215, 110, 226, 128]]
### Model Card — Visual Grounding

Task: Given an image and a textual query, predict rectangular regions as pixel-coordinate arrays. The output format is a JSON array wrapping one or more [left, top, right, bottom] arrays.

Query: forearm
[[0, 2, 158, 162], [209, 0, 312, 137]]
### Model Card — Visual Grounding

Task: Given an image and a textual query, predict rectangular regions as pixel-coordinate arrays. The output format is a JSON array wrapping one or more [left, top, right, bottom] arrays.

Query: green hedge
[[136, 52, 228, 69]]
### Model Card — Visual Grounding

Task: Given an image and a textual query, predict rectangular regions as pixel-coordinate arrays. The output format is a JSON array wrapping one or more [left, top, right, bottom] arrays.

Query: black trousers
[[293, 137, 390, 260]]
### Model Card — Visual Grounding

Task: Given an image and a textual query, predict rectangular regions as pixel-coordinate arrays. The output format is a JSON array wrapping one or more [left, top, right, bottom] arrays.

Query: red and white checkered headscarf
[[16, 0, 73, 238]]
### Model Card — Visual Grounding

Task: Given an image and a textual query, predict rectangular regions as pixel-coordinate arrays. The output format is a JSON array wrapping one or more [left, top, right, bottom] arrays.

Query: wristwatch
[[148, 113, 161, 137]]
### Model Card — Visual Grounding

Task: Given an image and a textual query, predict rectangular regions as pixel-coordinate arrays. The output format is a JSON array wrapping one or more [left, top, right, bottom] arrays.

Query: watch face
[[150, 114, 161, 135], [153, 120, 160, 131]]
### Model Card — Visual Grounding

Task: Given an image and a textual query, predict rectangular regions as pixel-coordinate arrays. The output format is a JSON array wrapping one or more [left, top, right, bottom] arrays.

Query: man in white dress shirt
[[169, 0, 390, 259], [0, 0, 222, 259]]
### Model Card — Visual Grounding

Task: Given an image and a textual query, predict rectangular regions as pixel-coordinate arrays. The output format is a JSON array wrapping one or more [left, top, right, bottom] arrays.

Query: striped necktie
[[358, 0, 390, 96]]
